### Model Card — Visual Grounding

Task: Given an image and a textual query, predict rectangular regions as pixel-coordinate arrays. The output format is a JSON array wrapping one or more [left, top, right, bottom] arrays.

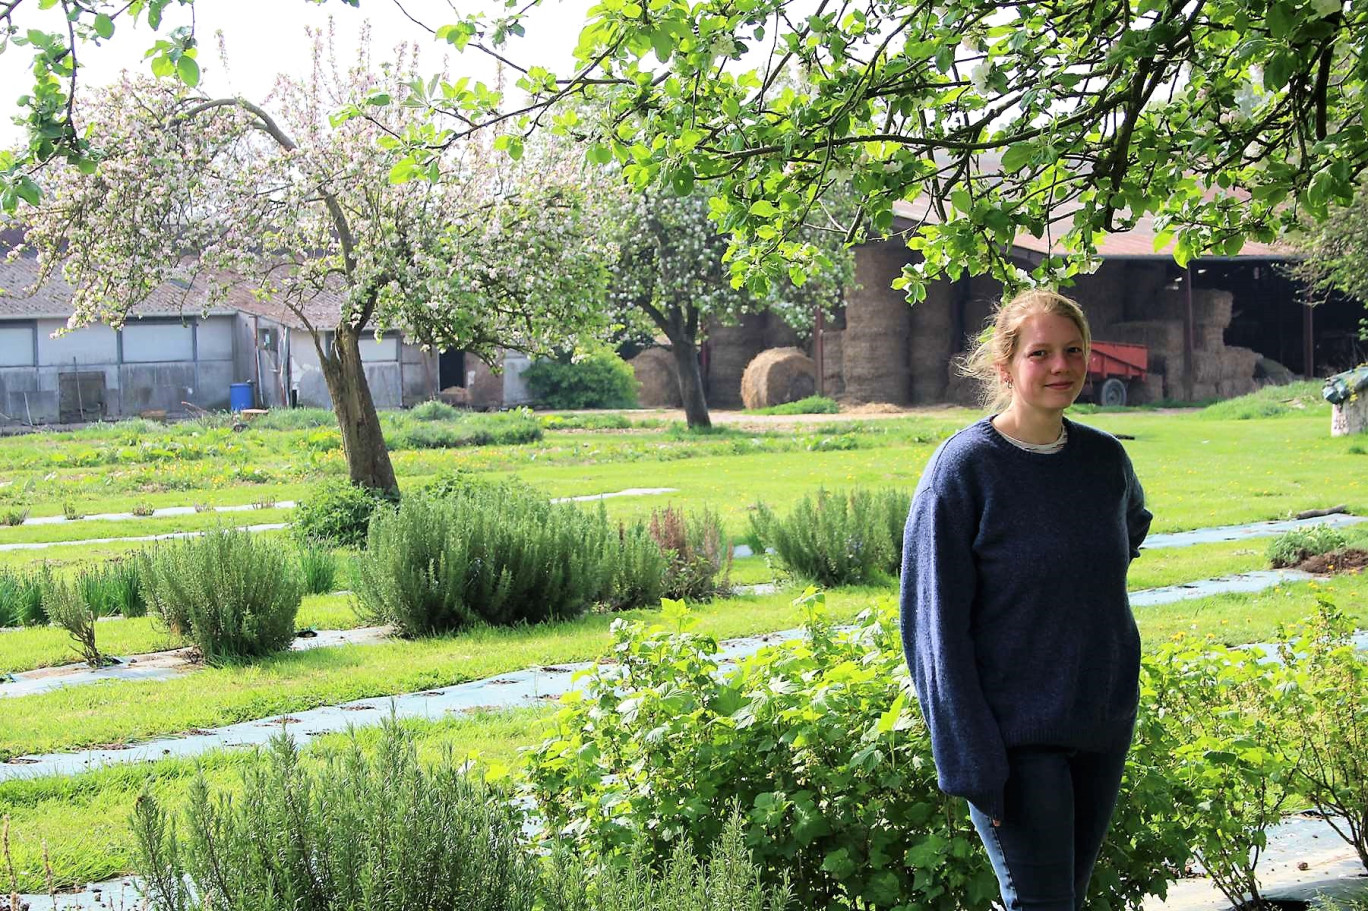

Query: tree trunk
[[318, 325, 399, 494], [666, 329, 711, 429]]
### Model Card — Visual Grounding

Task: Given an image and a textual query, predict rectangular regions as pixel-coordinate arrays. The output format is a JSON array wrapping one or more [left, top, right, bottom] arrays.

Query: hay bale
[[630, 348, 681, 408], [1194, 290, 1234, 328], [843, 327, 910, 404], [740, 347, 818, 410], [1133, 373, 1165, 405], [707, 325, 765, 407], [1220, 346, 1259, 379], [1197, 325, 1225, 350]]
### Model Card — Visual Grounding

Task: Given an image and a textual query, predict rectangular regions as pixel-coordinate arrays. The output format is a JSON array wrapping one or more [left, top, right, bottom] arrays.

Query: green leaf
[[149, 54, 174, 79], [176, 54, 200, 87], [366, 92, 392, 106], [586, 144, 614, 165], [1263, 53, 1295, 91], [93, 14, 115, 39], [749, 199, 780, 218], [1000, 142, 1033, 173], [669, 168, 694, 196], [1267, 1, 1296, 39], [15, 177, 41, 207]]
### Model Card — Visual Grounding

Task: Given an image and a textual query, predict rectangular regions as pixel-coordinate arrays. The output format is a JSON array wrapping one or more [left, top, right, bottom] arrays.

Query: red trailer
[[1086, 341, 1148, 407]]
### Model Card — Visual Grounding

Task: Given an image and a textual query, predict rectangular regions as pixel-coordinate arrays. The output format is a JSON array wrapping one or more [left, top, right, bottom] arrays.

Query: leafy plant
[[522, 348, 639, 410], [45, 579, 104, 668], [648, 505, 731, 601], [1276, 600, 1368, 871], [293, 479, 397, 550], [1267, 525, 1348, 567], [386, 411, 542, 450], [1, 508, 28, 526], [131, 719, 539, 911], [748, 488, 909, 586], [354, 487, 655, 635], [139, 529, 303, 663], [78, 560, 146, 618], [409, 399, 461, 421], [61, 501, 83, 521], [1143, 638, 1300, 908], [299, 546, 338, 596], [749, 395, 840, 415], [523, 593, 1001, 911], [131, 501, 156, 517]]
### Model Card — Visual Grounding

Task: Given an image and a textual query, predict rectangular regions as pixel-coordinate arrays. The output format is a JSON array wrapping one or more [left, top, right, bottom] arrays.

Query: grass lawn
[[5, 567, 1366, 893], [2, 388, 1367, 892]]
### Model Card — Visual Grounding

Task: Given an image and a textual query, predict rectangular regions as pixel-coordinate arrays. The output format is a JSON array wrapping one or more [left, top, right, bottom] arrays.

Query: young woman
[[899, 289, 1152, 911]]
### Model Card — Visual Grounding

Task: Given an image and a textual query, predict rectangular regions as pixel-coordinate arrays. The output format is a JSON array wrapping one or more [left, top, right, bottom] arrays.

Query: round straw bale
[[740, 347, 818, 410], [630, 348, 682, 408]]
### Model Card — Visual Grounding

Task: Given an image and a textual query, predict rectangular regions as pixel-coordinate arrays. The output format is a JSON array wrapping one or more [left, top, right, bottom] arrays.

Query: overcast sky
[[0, 0, 591, 147]]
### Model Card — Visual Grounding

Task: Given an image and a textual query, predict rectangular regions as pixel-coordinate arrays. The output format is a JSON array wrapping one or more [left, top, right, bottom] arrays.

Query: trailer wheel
[[1099, 378, 1128, 407]]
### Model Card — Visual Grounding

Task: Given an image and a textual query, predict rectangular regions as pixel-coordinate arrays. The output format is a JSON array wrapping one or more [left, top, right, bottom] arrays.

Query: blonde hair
[[958, 288, 1092, 412]]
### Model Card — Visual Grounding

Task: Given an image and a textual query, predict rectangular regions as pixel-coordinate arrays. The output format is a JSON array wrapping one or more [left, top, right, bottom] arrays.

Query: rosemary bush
[[131, 720, 539, 911], [748, 488, 910, 587], [648, 505, 732, 601], [542, 811, 790, 911], [139, 529, 303, 663], [45, 578, 104, 667], [355, 485, 658, 635]]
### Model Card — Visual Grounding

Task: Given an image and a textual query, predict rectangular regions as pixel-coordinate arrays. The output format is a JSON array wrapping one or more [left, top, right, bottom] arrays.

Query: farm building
[[0, 239, 530, 425], [665, 204, 1366, 409]]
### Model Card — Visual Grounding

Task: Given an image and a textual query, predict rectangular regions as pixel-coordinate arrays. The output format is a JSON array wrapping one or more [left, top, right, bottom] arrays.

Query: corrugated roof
[[0, 247, 345, 328]]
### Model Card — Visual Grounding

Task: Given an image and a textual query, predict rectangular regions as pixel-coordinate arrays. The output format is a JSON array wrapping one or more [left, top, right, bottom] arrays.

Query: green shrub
[[539, 412, 634, 431], [523, 349, 639, 410], [525, 594, 1001, 911], [648, 506, 732, 601], [604, 519, 668, 612], [293, 479, 396, 550], [1142, 637, 1298, 909], [1267, 524, 1348, 567], [247, 407, 335, 431], [2, 506, 29, 526], [748, 488, 909, 586], [78, 559, 147, 618], [409, 399, 461, 421], [299, 546, 339, 595], [140, 529, 303, 663], [1276, 601, 1368, 871], [525, 593, 1192, 911], [131, 719, 539, 911], [45, 578, 105, 667], [386, 411, 542, 450], [0, 566, 51, 627], [355, 486, 660, 635], [750, 395, 841, 415], [543, 810, 790, 911]]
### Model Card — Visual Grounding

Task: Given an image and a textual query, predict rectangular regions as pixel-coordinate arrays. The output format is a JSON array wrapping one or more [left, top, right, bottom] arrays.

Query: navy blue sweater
[[899, 417, 1152, 820]]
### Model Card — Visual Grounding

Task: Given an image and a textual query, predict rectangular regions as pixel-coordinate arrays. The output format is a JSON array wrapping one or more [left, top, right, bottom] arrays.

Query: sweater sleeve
[[1123, 453, 1152, 560], [899, 473, 1009, 821]]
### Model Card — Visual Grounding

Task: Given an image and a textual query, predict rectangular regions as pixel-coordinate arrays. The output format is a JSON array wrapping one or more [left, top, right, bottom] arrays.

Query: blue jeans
[[968, 744, 1130, 911]]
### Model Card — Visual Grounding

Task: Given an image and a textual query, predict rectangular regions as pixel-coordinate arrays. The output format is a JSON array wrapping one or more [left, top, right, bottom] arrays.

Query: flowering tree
[[606, 185, 850, 428], [12, 36, 611, 493]]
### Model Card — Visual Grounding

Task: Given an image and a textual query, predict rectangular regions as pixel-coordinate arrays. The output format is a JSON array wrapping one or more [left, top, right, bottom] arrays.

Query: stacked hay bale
[[705, 318, 768, 408], [843, 243, 912, 404], [740, 348, 817, 409], [908, 281, 955, 403], [630, 348, 682, 408]]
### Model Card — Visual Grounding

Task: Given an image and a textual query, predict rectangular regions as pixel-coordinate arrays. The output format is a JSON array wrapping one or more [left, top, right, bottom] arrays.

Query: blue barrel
[[229, 382, 255, 411]]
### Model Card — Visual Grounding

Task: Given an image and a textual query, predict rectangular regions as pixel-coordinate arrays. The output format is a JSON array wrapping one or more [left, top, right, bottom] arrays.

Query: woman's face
[[999, 312, 1088, 414]]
